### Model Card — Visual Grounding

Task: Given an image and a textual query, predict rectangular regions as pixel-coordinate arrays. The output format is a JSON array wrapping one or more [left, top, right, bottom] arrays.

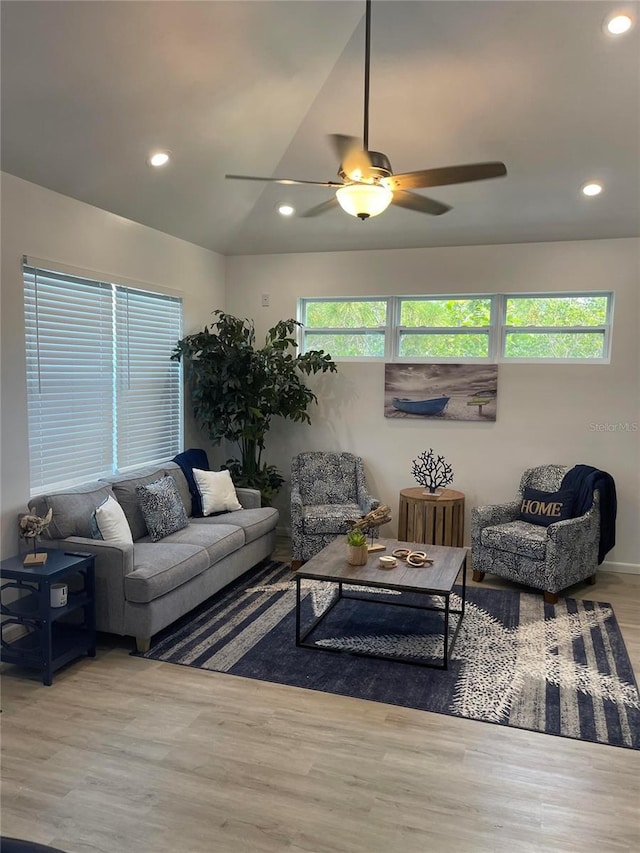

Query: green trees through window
[[505, 296, 608, 359], [400, 299, 491, 327], [300, 294, 611, 361], [505, 296, 608, 326], [305, 300, 387, 327]]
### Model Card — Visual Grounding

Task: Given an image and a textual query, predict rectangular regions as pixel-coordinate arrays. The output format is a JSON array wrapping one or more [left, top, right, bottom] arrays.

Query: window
[[299, 293, 612, 363], [301, 299, 388, 358], [502, 295, 611, 360], [24, 262, 183, 494], [398, 298, 493, 359]]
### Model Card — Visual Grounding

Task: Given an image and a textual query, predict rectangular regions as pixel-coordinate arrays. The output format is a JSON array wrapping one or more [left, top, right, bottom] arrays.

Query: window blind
[[24, 263, 183, 494], [115, 287, 182, 470]]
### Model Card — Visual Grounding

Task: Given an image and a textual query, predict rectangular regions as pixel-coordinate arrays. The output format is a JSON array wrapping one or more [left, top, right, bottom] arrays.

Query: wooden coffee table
[[295, 536, 467, 670]]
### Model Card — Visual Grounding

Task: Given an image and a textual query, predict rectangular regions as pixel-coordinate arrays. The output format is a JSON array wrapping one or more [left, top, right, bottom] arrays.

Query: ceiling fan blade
[[299, 197, 340, 218], [392, 190, 451, 216], [328, 134, 372, 181], [329, 134, 360, 162], [225, 174, 342, 188], [386, 162, 507, 191]]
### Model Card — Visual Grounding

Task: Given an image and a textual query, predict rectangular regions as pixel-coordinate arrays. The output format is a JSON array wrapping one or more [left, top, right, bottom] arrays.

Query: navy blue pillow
[[519, 487, 574, 527], [172, 449, 210, 517]]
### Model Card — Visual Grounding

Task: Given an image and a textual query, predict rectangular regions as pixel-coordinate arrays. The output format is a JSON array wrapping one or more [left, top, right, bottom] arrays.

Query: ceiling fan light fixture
[[335, 183, 393, 220]]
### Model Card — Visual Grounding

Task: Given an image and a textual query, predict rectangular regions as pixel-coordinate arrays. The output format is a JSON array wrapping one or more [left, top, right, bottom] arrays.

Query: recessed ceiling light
[[278, 204, 295, 217], [604, 13, 634, 35], [148, 151, 170, 167], [582, 182, 603, 197]]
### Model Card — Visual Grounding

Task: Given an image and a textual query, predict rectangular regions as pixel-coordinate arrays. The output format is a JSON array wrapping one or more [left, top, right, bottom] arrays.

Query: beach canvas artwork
[[384, 363, 498, 422]]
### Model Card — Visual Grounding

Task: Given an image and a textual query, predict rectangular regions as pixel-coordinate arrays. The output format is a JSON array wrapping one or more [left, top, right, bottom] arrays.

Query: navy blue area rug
[[139, 560, 640, 749]]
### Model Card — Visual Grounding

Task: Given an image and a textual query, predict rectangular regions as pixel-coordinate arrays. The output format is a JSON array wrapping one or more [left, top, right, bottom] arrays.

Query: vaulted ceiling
[[2, 1, 638, 256]]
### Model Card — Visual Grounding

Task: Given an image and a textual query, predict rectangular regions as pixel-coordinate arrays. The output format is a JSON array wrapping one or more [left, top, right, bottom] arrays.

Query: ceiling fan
[[226, 0, 507, 221]]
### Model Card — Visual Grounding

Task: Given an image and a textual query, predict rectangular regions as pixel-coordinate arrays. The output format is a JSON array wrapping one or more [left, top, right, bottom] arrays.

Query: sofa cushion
[[136, 476, 189, 542], [164, 462, 193, 519], [126, 543, 210, 603], [148, 522, 245, 565], [302, 503, 364, 536], [29, 482, 115, 540], [191, 507, 279, 545], [102, 466, 169, 540], [481, 520, 548, 560]]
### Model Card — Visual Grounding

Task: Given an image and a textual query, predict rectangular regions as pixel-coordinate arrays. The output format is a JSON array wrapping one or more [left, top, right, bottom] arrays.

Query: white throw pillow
[[94, 495, 134, 544], [192, 468, 242, 515]]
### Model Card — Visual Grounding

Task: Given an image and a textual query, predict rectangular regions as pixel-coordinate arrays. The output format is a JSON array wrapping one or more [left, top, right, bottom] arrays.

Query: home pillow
[[192, 468, 242, 516], [89, 495, 134, 544], [519, 486, 575, 527], [136, 476, 189, 542]]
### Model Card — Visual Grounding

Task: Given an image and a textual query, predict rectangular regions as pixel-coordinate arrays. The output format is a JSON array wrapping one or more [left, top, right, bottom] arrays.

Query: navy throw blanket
[[560, 464, 617, 564], [173, 448, 210, 517]]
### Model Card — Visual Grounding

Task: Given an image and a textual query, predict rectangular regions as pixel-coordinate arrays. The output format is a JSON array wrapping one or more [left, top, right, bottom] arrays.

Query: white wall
[[0, 173, 225, 558], [226, 239, 640, 571], [2, 177, 637, 570]]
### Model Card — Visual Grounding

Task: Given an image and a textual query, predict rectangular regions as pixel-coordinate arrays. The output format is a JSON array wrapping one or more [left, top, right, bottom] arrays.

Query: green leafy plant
[[172, 311, 337, 504], [347, 528, 367, 547]]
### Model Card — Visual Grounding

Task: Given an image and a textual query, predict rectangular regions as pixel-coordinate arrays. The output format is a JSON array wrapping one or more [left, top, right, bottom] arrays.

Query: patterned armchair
[[471, 464, 600, 604], [291, 452, 379, 567]]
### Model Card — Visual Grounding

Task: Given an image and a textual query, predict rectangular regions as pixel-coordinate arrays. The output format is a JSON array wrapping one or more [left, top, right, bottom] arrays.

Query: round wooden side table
[[397, 487, 465, 547]]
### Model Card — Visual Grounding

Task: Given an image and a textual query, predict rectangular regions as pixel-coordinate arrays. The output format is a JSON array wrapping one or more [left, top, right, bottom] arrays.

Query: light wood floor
[[2, 539, 639, 853]]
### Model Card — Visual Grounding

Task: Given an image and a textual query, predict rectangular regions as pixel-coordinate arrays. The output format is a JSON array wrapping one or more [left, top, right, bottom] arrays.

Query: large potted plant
[[172, 311, 337, 504]]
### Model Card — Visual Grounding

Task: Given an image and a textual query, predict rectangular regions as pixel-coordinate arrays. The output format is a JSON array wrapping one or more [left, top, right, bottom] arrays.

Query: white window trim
[[499, 292, 613, 364], [299, 292, 613, 364], [298, 296, 391, 362]]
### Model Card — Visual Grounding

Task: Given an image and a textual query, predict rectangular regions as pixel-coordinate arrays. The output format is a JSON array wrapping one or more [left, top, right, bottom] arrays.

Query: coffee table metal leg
[[295, 574, 302, 646], [296, 580, 347, 649], [443, 593, 450, 670], [461, 557, 467, 616]]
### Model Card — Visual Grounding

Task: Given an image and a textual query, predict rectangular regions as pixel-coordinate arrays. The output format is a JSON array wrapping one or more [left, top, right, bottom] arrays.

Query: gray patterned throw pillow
[[136, 476, 189, 542]]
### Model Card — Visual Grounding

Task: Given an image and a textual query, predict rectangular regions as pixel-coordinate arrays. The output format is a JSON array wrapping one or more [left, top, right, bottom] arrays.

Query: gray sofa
[[29, 462, 279, 651]]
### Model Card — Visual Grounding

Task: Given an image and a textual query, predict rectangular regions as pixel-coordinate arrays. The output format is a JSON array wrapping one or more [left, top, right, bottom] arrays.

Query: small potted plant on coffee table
[[346, 528, 369, 566]]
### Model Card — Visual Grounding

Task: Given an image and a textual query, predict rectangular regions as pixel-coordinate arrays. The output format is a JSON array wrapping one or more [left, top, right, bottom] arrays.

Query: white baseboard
[[600, 560, 640, 575]]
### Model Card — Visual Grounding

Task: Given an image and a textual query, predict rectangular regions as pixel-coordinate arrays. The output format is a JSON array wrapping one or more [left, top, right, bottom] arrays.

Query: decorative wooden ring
[[406, 551, 429, 567], [392, 548, 411, 560]]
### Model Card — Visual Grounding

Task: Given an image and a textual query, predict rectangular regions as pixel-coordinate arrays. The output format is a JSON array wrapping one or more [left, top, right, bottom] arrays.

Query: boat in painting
[[392, 396, 450, 416]]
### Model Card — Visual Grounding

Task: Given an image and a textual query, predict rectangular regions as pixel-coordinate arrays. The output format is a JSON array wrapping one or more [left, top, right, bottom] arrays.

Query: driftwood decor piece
[[19, 507, 53, 565], [347, 504, 392, 533], [347, 504, 392, 550]]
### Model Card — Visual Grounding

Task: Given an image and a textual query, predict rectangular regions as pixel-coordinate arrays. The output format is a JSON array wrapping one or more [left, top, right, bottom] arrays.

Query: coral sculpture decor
[[412, 449, 454, 495]]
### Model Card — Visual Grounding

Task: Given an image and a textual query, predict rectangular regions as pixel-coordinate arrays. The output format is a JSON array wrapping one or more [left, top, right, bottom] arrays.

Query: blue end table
[[1, 549, 96, 685]]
